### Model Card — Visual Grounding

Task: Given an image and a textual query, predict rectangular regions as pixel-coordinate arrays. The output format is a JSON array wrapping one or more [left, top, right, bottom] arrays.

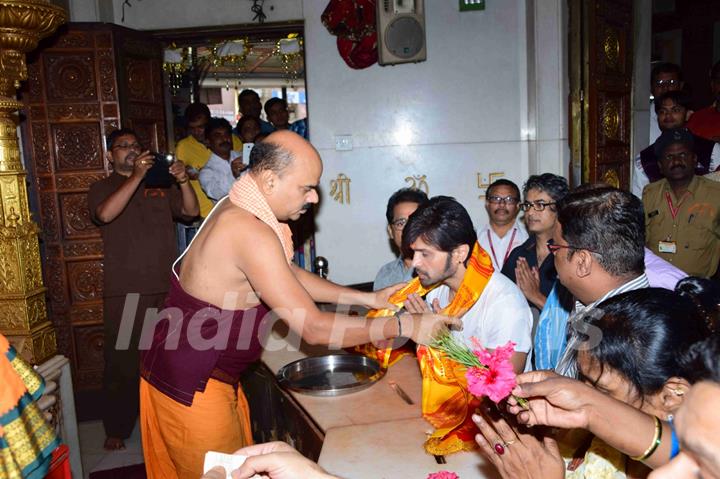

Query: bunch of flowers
[[430, 331, 526, 405]]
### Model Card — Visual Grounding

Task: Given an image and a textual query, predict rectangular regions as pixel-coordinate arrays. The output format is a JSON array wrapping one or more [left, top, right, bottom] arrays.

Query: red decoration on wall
[[321, 0, 378, 69]]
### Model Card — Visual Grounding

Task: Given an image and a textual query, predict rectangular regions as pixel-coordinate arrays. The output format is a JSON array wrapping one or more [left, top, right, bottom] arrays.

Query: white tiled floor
[[78, 420, 144, 478]]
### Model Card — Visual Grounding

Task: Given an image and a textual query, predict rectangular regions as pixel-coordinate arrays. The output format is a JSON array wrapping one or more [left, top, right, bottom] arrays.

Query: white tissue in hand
[[203, 451, 261, 479]]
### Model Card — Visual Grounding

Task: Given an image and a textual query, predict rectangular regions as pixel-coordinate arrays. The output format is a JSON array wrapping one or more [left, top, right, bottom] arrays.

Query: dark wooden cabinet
[[20, 23, 166, 397], [241, 363, 325, 461]]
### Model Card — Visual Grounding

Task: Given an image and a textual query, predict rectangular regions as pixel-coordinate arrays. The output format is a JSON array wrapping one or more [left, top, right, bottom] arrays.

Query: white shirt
[[199, 150, 242, 201], [650, 103, 661, 145], [631, 143, 720, 198], [477, 222, 528, 271], [426, 272, 533, 357]]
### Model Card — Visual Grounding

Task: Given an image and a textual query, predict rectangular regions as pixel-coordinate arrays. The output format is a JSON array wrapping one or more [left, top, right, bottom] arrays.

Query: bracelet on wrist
[[631, 415, 662, 461], [177, 177, 189, 185]]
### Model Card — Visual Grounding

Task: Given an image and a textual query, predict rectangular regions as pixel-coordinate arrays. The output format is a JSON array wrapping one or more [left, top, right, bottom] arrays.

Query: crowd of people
[[78, 61, 720, 479]]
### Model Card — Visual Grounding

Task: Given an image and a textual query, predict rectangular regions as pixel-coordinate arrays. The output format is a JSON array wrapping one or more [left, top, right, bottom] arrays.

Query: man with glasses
[[632, 91, 720, 197], [688, 60, 720, 142], [88, 128, 199, 450], [478, 179, 528, 271], [373, 187, 429, 290], [502, 174, 569, 310], [648, 62, 684, 145], [552, 186, 649, 377]]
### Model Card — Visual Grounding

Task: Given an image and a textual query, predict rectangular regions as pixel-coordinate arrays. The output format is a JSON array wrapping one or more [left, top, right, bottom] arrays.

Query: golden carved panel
[[601, 99, 620, 142]]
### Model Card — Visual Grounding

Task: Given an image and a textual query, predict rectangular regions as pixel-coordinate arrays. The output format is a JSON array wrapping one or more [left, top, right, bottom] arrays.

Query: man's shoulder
[[643, 178, 667, 197], [88, 173, 118, 197], [695, 175, 720, 197]]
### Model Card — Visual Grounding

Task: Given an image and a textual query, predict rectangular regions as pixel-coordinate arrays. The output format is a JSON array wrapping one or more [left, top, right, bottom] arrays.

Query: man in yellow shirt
[[176, 103, 242, 219]]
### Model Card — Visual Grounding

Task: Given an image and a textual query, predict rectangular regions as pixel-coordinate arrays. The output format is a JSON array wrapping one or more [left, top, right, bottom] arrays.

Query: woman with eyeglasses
[[501, 173, 569, 310]]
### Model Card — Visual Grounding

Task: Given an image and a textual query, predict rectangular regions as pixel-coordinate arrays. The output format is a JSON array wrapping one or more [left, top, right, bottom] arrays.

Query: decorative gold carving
[[329, 173, 351, 204], [602, 26, 620, 71], [476, 172, 505, 198], [0, 0, 66, 364], [404, 175, 429, 194], [601, 99, 620, 141], [601, 168, 620, 188], [63, 241, 102, 257]]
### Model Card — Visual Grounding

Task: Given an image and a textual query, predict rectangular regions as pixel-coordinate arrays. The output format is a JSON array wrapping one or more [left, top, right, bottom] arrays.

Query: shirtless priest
[[139, 131, 456, 479]]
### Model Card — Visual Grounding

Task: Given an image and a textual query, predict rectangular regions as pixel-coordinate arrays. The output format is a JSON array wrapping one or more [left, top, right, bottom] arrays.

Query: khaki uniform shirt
[[643, 175, 720, 277]]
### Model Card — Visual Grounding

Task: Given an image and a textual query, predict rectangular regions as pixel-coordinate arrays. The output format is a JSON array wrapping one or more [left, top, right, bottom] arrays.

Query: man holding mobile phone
[[88, 128, 199, 451]]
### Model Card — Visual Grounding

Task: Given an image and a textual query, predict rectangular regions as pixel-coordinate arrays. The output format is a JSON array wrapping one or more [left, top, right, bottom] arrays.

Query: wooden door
[[569, 0, 633, 188], [21, 23, 167, 398]]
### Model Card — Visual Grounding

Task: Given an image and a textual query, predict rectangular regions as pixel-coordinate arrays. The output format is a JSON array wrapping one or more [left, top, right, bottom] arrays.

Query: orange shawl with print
[[361, 243, 494, 454], [228, 174, 294, 263]]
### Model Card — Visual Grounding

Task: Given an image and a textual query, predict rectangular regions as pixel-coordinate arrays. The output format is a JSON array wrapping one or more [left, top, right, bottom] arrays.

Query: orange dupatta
[[417, 243, 494, 455]]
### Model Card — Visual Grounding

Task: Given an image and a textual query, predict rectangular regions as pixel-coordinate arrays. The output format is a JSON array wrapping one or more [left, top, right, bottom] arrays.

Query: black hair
[[401, 196, 477, 262], [106, 128, 138, 150], [654, 90, 692, 114], [679, 333, 720, 383], [248, 140, 294, 176], [385, 188, 429, 224], [487, 179, 521, 200], [522, 173, 569, 204], [651, 62, 683, 84], [557, 186, 645, 276], [238, 89, 260, 101], [581, 288, 709, 398], [676, 276, 720, 333], [264, 97, 287, 116], [184, 102, 211, 123], [204, 117, 232, 138], [237, 115, 261, 130]]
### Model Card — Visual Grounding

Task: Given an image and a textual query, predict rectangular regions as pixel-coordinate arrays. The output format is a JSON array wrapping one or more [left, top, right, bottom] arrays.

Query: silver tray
[[277, 354, 385, 397]]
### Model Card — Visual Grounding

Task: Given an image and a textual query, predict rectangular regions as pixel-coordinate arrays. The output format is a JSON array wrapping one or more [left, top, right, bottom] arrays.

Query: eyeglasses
[[654, 79, 680, 87], [546, 239, 602, 255], [112, 142, 142, 151], [487, 195, 520, 205], [520, 201, 556, 212], [390, 218, 408, 230]]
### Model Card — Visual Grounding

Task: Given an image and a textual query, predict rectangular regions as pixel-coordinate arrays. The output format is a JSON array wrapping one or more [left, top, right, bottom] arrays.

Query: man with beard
[[139, 131, 455, 478], [88, 128, 199, 450], [199, 117, 245, 202], [478, 179, 528, 271], [688, 60, 720, 142], [402, 196, 531, 454], [643, 127, 720, 277], [632, 90, 720, 197]]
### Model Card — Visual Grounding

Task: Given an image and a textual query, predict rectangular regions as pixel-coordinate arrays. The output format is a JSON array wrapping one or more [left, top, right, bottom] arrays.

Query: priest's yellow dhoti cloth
[[140, 378, 253, 479]]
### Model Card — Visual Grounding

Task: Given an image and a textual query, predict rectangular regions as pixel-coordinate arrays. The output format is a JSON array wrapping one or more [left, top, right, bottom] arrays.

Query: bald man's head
[[249, 130, 320, 178]]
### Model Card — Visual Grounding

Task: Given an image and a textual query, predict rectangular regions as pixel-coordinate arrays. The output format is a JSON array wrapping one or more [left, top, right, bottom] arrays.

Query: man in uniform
[[643, 127, 720, 277]]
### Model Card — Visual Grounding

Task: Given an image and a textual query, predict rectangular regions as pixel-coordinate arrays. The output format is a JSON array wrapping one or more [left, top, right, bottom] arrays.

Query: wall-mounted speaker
[[377, 0, 427, 66]]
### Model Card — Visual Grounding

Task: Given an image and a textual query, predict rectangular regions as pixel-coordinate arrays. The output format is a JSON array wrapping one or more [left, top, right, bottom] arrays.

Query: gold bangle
[[631, 415, 662, 461], [177, 177, 189, 185]]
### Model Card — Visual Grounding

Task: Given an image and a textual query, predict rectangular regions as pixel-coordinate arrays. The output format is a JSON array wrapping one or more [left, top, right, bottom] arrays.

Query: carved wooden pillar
[[0, 0, 66, 362]]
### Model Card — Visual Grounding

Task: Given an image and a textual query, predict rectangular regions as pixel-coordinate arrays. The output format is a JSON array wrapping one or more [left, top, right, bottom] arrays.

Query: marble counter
[[318, 417, 500, 479], [261, 325, 499, 479], [261, 326, 423, 432]]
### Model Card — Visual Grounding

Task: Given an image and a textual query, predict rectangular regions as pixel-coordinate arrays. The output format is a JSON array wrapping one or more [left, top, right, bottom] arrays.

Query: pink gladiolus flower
[[465, 341, 518, 402], [427, 472, 460, 479]]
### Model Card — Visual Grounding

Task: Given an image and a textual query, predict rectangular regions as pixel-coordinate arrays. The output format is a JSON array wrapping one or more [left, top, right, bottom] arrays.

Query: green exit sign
[[459, 0, 485, 11]]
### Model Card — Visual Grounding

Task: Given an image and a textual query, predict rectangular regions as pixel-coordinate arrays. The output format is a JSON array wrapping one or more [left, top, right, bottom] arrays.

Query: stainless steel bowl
[[277, 354, 385, 396]]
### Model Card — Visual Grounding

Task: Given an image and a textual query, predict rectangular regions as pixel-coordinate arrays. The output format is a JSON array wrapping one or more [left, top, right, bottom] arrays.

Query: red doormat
[[88, 463, 146, 479]]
